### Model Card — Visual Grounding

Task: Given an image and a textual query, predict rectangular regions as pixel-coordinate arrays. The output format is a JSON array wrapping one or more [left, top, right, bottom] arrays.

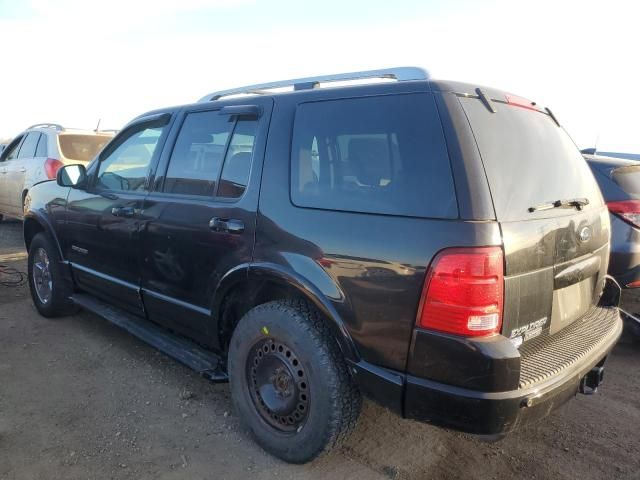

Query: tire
[[228, 299, 361, 463], [27, 232, 75, 317], [0, 213, 3, 223]]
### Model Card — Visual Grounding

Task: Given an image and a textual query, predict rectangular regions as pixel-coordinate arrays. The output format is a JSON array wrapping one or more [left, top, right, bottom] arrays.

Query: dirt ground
[[0, 219, 639, 480]]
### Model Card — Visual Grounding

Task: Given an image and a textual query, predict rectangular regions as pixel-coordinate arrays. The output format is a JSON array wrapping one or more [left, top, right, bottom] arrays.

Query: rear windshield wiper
[[528, 198, 589, 213]]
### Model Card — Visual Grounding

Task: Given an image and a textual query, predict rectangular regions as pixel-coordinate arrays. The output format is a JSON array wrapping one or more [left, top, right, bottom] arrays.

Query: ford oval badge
[[579, 226, 592, 243]]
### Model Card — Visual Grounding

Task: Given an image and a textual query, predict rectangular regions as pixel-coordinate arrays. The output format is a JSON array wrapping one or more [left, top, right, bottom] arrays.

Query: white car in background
[[0, 124, 114, 221]]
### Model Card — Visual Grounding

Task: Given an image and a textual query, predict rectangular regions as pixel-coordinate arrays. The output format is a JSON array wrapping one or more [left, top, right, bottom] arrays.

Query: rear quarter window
[[290, 93, 458, 218]]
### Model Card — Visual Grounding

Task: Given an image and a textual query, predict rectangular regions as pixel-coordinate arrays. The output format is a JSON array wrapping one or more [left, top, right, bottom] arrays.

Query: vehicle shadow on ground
[[62, 307, 640, 480]]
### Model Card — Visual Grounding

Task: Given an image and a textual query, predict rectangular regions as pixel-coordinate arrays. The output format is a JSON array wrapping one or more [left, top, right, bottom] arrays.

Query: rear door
[[139, 99, 272, 343], [459, 95, 609, 344]]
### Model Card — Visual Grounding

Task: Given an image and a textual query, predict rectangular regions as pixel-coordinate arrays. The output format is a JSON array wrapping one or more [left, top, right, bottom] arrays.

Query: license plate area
[[550, 276, 595, 334]]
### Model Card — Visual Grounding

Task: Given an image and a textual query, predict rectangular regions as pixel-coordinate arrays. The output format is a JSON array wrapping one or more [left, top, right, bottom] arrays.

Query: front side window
[[96, 125, 164, 192], [290, 94, 458, 218]]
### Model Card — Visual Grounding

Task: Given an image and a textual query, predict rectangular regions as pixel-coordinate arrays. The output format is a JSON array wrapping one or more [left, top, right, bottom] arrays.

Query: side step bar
[[71, 293, 228, 382]]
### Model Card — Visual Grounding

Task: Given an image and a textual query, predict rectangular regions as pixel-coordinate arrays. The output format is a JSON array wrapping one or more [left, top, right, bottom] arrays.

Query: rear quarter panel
[[254, 91, 502, 371]]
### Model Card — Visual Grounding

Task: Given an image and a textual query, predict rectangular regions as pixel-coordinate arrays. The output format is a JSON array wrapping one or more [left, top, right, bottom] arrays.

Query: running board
[[71, 293, 228, 382]]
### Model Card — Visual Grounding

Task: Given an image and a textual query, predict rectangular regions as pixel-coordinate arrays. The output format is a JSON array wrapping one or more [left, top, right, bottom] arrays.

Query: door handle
[[111, 206, 136, 218], [19, 167, 26, 172], [209, 217, 245, 234]]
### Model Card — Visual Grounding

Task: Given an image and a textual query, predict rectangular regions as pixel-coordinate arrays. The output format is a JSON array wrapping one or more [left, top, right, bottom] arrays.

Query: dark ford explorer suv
[[23, 67, 622, 463]]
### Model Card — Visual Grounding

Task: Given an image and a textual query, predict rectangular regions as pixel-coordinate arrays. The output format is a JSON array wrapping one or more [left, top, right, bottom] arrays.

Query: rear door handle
[[111, 206, 136, 218], [19, 167, 26, 172], [209, 217, 245, 234]]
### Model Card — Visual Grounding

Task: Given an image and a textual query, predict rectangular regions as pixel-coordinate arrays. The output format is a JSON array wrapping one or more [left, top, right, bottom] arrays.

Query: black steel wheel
[[228, 299, 361, 463], [247, 338, 310, 432]]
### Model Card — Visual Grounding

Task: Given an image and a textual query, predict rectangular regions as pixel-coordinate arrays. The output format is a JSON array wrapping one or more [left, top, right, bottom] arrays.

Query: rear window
[[460, 97, 603, 222], [59, 134, 112, 162], [290, 93, 457, 218], [611, 166, 640, 197]]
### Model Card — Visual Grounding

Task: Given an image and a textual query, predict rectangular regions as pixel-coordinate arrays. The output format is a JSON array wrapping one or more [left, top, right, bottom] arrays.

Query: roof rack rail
[[198, 66, 429, 102], [27, 123, 64, 131]]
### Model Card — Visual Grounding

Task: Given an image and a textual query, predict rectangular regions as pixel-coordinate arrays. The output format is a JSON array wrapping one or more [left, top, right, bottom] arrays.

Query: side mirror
[[57, 164, 87, 188]]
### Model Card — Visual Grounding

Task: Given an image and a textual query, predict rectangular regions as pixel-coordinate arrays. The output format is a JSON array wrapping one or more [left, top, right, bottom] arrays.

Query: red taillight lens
[[417, 247, 504, 337], [44, 158, 64, 180], [607, 200, 640, 229]]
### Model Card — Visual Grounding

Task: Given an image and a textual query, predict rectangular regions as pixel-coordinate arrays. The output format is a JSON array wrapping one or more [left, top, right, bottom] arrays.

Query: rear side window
[[164, 111, 258, 199], [1, 136, 23, 161], [218, 120, 258, 198], [59, 134, 111, 162], [290, 94, 457, 218], [17, 132, 40, 159], [611, 166, 640, 197], [163, 111, 233, 196], [460, 97, 603, 221]]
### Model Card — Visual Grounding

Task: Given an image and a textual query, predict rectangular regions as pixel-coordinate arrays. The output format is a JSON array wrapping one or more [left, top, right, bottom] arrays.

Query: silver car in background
[[0, 124, 114, 221]]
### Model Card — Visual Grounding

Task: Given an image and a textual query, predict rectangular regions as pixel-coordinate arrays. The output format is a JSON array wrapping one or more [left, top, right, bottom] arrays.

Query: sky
[[0, 0, 638, 152]]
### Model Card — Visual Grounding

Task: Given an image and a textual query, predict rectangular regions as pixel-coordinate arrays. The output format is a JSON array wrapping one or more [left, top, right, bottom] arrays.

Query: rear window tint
[[59, 134, 112, 162], [290, 94, 457, 218], [460, 98, 603, 221], [611, 166, 640, 197]]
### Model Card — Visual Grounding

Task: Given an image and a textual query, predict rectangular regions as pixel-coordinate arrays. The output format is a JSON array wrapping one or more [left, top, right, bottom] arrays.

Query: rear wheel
[[28, 233, 75, 317], [228, 299, 361, 463], [0, 213, 3, 223]]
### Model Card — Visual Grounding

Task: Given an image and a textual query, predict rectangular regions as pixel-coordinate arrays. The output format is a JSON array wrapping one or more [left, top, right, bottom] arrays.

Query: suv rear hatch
[[458, 91, 610, 358]]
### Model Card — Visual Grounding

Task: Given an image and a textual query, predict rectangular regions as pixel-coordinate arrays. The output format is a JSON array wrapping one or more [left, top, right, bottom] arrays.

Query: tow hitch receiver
[[580, 364, 605, 395]]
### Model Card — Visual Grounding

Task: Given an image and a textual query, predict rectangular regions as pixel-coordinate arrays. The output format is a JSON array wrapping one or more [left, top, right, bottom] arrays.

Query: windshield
[[58, 134, 113, 162], [460, 97, 603, 222]]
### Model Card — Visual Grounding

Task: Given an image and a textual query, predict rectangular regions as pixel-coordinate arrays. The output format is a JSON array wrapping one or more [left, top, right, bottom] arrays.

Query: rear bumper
[[352, 306, 622, 435], [403, 308, 622, 435]]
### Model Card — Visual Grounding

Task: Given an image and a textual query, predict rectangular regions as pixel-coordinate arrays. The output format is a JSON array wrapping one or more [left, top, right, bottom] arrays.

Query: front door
[[62, 114, 172, 315], [140, 99, 272, 344]]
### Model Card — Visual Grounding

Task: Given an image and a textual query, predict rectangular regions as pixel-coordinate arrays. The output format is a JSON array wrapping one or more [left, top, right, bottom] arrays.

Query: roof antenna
[[94, 118, 101, 132], [594, 131, 600, 156]]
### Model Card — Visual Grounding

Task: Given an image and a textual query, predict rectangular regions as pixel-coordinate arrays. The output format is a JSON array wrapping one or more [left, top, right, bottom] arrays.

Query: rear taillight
[[44, 158, 64, 180], [607, 200, 640, 229], [417, 247, 504, 337]]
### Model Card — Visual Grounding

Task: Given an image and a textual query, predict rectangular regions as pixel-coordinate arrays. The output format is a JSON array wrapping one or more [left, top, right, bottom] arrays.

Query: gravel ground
[[1, 219, 639, 480]]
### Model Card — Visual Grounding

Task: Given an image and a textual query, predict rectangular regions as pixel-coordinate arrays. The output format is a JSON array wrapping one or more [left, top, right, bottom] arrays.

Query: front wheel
[[228, 300, 361, 463], [28, 233, 75, 317]]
